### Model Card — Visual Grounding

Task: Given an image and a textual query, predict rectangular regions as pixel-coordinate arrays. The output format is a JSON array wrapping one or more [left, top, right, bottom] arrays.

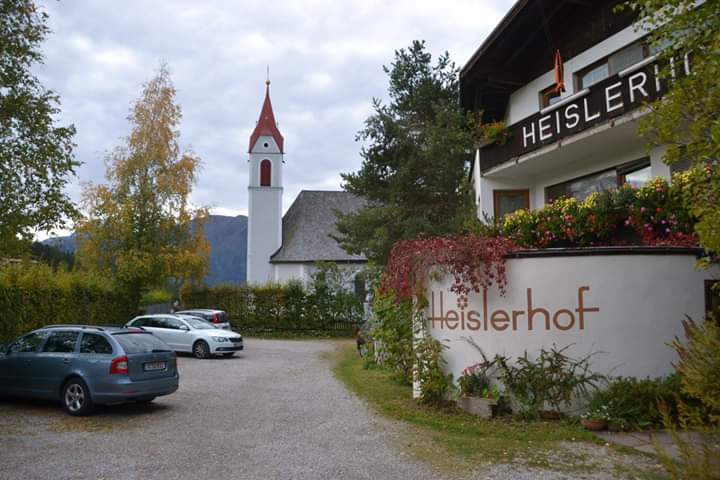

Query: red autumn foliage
[[381, 235, 518, 301]]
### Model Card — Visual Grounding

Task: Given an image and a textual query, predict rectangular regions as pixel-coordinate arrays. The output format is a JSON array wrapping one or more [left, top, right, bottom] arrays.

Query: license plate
[[144, 361, 166, 371]]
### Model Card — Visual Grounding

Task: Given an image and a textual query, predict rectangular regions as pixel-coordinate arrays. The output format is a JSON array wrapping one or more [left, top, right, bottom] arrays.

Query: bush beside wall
[[0, 264, 135, 343], [183, 282, 364, 335]]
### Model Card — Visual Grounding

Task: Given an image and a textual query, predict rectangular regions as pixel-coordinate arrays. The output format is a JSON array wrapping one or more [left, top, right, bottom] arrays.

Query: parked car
[[0, 325, 179, 416], [125, 314, 243, 359], [174, 309, 230, 330]]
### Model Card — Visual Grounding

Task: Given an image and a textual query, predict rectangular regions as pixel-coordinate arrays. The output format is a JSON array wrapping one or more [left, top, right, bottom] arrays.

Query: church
[[245, 81, 367, 285]]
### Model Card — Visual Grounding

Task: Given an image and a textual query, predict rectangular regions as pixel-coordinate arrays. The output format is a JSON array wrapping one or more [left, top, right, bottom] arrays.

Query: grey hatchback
[[0, 325, 179, 416]]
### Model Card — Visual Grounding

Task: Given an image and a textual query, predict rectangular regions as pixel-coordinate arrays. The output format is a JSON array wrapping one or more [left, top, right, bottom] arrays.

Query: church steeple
[[249, 82, 284, 153], [246, 79, 284, 285]]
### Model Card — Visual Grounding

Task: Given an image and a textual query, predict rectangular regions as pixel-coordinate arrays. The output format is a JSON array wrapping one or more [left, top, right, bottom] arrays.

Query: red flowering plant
[[500, 177, 698, 249], [458, 362, 492, 397], [627, 177, 698, 246], [380, 235, 517, 301]]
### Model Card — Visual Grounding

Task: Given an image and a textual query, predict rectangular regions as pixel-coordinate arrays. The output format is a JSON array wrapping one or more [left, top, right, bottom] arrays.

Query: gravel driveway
[[0, 339, 658, 480], [0, 339, 442, 480]]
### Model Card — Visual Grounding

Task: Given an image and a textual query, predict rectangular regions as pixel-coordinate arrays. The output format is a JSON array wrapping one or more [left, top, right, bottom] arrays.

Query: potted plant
[[580, 404, 611, 431], [457, 363, 498, 419]]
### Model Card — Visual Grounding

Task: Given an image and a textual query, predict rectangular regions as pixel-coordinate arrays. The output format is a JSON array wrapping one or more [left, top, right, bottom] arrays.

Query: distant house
[[245, 81, 367, 285]]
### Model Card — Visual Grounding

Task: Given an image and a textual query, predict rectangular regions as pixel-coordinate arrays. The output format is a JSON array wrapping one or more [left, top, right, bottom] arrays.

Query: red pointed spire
[[249, 82, 284, 153]]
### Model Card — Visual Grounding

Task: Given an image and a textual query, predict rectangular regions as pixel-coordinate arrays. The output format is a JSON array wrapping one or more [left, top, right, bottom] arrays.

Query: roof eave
[[460, 0, 530, 78]]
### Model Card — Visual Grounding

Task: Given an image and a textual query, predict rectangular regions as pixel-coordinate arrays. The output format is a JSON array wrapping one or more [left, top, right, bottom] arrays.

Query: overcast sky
[[36, 0, 513, 237]]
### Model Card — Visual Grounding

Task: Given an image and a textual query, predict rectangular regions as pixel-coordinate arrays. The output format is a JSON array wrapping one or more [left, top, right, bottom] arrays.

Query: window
[[576, 42, 647, 90], [260, 159, 271, 186], [42, 332, 79, 353], [493, 190, 530, 219], [618, 161, 652, 188], [706, 280, 720, 326], [155, 316, 183, 330], [80, 333, 113, 354], [131, 318, 146, 327], [112, 332, 171, 354], [546, 158, 651, 203], [10, 332, 47, 353], [577, 62, 610, 90], [539, 85, 562, 108]]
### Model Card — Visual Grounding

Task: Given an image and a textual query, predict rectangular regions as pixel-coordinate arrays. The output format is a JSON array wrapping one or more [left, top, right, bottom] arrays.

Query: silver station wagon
[[0, 325, 179, 416], [126, 314, 243, 359]]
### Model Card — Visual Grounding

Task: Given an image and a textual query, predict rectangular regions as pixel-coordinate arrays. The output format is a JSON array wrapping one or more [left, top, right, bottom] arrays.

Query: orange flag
[[554, 50, 566, 93]]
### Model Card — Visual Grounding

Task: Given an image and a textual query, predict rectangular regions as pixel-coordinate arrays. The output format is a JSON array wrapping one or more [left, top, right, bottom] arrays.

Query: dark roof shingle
[[270, 191, 367, 263]]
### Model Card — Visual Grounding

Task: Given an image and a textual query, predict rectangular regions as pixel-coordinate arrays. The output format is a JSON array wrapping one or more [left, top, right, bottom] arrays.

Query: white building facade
[[461, 0, 691, 220]]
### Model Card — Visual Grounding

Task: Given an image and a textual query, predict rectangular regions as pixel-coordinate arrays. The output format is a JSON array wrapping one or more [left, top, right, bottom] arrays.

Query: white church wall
[[247, 186, 283, 284], [273, 263, 310, 284]]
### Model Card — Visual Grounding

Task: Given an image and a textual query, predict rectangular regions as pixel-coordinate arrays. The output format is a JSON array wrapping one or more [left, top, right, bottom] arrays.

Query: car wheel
[[193, 340, 210, 359], [62, 378, 94, 416]]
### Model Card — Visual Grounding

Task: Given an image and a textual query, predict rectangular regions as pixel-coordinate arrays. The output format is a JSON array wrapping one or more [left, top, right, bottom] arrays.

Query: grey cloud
[[34, 0, 513, 233]]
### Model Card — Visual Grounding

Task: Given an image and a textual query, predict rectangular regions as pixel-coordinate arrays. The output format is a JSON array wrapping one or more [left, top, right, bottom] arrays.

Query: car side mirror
[[180, 325, 190, 331]]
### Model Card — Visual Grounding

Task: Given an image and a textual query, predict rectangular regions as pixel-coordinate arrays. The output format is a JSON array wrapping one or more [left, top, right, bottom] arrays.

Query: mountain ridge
[[44, 214, 248, 286]]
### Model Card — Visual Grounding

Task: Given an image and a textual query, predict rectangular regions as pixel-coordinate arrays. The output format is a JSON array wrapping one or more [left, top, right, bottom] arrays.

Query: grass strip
[[330, 341, 658, 475]]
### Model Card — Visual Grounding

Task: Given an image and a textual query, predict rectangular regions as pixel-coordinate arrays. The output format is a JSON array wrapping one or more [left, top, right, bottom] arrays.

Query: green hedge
[[0, 263, 135, 343], [183, 282, 364, 335]]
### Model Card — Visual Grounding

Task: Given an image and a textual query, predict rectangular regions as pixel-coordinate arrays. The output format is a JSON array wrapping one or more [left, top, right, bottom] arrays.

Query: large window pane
[[546, 169, 617, 203], [10, 332, 47, 353], [580, 63, 609, 89], [80, 333, 113, 354], [623, 165, 652, 188], [609, 43, 645, 75], [42, 332, 79, 353]]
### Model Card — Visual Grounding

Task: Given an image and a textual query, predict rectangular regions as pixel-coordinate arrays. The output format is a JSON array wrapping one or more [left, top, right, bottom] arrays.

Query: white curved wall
[[421, 252, 718, 391]]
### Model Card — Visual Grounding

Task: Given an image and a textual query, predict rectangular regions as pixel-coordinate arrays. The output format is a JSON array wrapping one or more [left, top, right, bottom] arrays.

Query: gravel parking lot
[[0, 339, 441, 480], [0, 339, 657, 480]]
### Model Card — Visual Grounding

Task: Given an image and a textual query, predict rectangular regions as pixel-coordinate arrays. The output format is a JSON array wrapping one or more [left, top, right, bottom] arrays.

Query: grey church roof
[[270, 190, 368, 263]]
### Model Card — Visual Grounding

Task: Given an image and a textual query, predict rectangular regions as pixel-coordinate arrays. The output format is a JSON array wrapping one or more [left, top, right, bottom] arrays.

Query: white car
[[126, 314, 243, 359]]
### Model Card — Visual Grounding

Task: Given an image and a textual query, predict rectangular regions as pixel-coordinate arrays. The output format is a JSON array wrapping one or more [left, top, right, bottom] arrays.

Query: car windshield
[[185, 318, 216, 330], [113, 332, 171, 353]]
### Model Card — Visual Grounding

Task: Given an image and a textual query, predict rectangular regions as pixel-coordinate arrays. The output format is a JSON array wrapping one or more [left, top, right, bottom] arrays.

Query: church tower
[[247, 80, 284, 284]]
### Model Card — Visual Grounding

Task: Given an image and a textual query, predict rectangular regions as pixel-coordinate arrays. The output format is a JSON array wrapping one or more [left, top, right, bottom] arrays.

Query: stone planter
[[457, 396, 497, 419], [581, 418, 609, 431]]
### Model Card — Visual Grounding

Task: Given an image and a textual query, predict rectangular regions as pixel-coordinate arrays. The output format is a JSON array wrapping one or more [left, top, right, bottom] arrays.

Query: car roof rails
[[38, 324, 105, 331]]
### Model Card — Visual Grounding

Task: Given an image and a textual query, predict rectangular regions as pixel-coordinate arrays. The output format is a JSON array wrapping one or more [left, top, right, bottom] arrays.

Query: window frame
[[574, 41, 650, 91], [260, 159, 272, 186], [539, 84, 562, 109], [493, 189, 530, 220], [79, 332, 114, 355], [42, 331, 80, 353], [545, 157, 651, 204]]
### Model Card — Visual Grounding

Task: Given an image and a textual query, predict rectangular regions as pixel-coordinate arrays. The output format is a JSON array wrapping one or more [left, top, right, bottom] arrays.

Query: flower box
[[581, 418, 609, 431], [457, 396, 497, 419]]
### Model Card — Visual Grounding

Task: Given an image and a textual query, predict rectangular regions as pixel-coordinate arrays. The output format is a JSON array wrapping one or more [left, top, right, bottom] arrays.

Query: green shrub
[[0, 262, 135, 342], [587, 375, 687, 431], [496, 345, 604, 418], [370, 292, 414, 384], [141, 288, 172, 305], [182, 272, 364, 335], [414, 333, 453, 406], [660, 318, 720, 479], [457, 364, 491, 397]]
